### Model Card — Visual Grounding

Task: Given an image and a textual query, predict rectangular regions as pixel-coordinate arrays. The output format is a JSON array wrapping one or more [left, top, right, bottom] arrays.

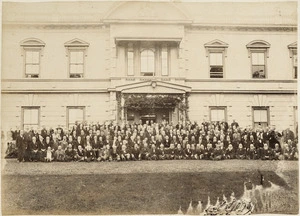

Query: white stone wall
[[1, 93, 110, 132], [188, 93, 297, 132], [185, 30, 297, 80]]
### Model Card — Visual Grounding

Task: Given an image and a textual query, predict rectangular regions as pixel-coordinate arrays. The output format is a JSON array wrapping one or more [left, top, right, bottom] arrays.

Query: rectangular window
[[293, 53, 297, 79], [253, 107, 269, 128], [25, 51, 40, 78], [141, 49, 155, 76], [127, 51, 134, 76], [210, 107, 226, 122], [251, 52, 266, 78], [209, 53, 223, 78], [67, 107, 85, 129], [69, 51, 84, 78], [22, 107, 39, 130], [161, 49, 169, 76]]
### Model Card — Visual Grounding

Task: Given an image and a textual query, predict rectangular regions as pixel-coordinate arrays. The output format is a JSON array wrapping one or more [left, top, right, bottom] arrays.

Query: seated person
[[213, 144, 224, 160], [158, 144, 167, 160], [225, 144, 235, 159], [140, 142, 150, 160], [204, 143, 214, 160], [110, 144, 120, 162], [120, 144, 131, 161], [131, 143, 140, 161], [273, 143, 282, 160], [291, 143, 298, 160], [75, 145, 85, 162], [236, 143, 246, 159], [175, 144, 184, 160], [54, 145, 65, 162], [91, 135, 100, 159], [45, 146, 53, 162], [149, 144, 158, 160], [85, 145, 95, 162], [38, 136, 47, 162], [166, 143, 176, 160], [65, 144, 75, 162], [99, 145, 110, 162], [246, 144, 259, 160], [282, 143, 292, 160], [184, 144, 193, 160], [30, 136, 39, 162], [261, 143, 274, 160]]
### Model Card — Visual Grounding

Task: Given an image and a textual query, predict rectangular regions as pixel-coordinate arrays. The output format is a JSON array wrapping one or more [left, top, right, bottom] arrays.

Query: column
[[121, 95, 125, 123]]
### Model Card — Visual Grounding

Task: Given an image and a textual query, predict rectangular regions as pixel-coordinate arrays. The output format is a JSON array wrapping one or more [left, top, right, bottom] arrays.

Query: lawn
[[1, 160, 298, 215]]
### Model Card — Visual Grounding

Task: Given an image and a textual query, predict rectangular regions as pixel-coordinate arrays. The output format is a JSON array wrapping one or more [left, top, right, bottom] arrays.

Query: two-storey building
[[1, 1, 298, 132]]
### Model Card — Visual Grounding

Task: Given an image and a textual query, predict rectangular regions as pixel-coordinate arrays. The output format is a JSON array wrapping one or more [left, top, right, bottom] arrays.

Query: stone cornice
[[2, 22, 297, 32], [2, 78, 297, 83], [186, 24, 297, 32], [2, 89, 296, 94]]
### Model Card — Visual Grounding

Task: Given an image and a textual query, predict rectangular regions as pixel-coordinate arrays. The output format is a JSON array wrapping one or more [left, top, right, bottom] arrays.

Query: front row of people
[[22, 139, 298, 162]]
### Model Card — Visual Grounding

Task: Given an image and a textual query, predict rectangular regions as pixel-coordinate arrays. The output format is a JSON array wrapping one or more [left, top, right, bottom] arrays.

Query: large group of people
[[6, 119, 298, 162]]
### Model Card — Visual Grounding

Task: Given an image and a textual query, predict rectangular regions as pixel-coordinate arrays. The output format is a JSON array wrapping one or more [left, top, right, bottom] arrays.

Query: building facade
[[1, 1, 298, 132]]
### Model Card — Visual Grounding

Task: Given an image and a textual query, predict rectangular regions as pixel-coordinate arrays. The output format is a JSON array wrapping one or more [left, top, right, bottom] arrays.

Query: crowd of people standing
[[6, 119, 298, 162]]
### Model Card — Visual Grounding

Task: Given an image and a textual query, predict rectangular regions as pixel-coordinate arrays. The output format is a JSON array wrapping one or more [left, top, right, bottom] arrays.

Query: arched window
[[140, 49, 155, 76], [246, 40, 270, 79]]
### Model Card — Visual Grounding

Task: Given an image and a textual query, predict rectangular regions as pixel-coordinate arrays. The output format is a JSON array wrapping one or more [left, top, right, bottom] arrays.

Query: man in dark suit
[[16, 130, 25, 162], [30, 136, 39, 162]]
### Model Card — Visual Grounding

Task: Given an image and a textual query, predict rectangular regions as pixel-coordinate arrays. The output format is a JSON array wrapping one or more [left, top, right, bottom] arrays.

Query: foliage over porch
[[123, 93, 186, 110]]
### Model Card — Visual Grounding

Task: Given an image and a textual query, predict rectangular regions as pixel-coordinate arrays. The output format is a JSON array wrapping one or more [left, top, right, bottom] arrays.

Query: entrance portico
[[113, 80, 191, 124]]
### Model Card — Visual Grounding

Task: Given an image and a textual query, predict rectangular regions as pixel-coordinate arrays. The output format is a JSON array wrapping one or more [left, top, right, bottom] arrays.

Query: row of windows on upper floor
[[20, 38, 298, 79]]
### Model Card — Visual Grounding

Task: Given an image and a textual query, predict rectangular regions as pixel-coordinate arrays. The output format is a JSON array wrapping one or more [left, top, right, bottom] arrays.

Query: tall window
[[141, 49, 155, 76], [246, 40, 270, 79], [210, 107, 226, 122], [67, 107, 85, 129], [161, 48, 169, 76], [288, 42, 297, 79], [209, 53, 223, 78], [204, 39, 228, 79], [253, 107, 269, 129], [69, 51, 84, 78], [22, 107, 40, 130], [20, 38, 45, 78], [64, 38, 89, 79], [127, 51, 134, 76], [251, 52, 266, 78], [25, 50, 40, 78]]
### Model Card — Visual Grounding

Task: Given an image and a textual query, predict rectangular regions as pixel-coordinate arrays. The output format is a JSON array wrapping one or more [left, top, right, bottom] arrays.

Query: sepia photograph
[[1, 0, 298, 215]]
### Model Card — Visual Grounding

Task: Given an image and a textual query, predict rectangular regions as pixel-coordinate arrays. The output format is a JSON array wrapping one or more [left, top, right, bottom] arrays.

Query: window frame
[[67, 48, 86, 78], [246, 40, 270, 79], [126, 43, 135, 76], [252, 106, 270, 129], [66, 106, 85, 129], [250, 50, 267, 79], [20, 38, 45, 78], [208, 51, 225, 78], [209, 106, 227, 122], [161, 46, 169, 76], [64, 38, 89, 79], [24, 48, 41, 78], [288, 42, 297, 79], [140, 48, 156, 77], [204, 40, 228, 79], [21, 106, 40, 130]]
